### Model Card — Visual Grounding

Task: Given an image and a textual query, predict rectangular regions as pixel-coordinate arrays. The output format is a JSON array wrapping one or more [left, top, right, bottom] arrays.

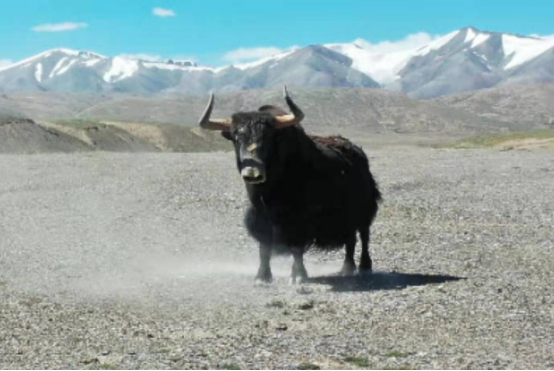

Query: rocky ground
[[0, 149, 553, 369]]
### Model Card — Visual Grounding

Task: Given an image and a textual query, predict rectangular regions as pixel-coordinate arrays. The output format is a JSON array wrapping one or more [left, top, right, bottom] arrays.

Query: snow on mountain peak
[[464, 28, 478, 43], [232, 48, 298, 70], [34, 63, 43, 82], [40, 48, 80, 58], [326, 30, 461, 85], [456, 27, 491, 48], [471, 33, 491, 48], [325, 27, 554, 85], [502, 34, 554, 69], [413, 30, 460, 57], [103, 57, 139, 83], [325, 42, 415, 84], [0, 48, 107, 73]]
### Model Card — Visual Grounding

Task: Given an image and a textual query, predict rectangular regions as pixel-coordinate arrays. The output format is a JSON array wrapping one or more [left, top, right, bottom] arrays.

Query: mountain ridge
[[1, 26, 554, 98]]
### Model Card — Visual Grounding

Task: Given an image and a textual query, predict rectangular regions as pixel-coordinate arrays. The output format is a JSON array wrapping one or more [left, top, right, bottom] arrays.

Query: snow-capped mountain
[[1, 27, 553, 97], [326, 30, 461, 85], [0, 46, 378, 94], [328, 27, 554, 97], [0, 48, 218, 93]]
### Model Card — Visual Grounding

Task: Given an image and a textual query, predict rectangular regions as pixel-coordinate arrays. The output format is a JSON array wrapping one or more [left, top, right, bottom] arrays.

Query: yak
[[198, 87, 381, 283]]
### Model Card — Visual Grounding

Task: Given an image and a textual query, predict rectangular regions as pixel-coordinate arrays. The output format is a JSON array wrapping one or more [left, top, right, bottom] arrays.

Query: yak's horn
[[274, 86, 305, 129], [198, 93, 232, 131]]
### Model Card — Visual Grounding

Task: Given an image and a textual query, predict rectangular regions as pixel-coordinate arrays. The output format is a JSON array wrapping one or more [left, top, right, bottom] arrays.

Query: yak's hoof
[[290, 269, 308, 285], [339, 263, 357, 276], [255, 271, 273, 284], [359, 261, 372, 272], [289, 275, 307, 285], [358, 264, 372, 275], [255, 279, 272, 286]]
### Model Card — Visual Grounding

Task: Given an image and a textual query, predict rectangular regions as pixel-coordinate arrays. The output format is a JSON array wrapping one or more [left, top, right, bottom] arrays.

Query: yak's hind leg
[[256, 243, 273, 283], [340, 233, 357, 275], [359, 226, 372, 272], [291, 248, 308, 284]]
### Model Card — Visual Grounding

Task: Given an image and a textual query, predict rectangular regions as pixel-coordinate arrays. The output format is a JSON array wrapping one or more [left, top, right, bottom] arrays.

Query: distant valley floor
[[1, 85, 554, 153]]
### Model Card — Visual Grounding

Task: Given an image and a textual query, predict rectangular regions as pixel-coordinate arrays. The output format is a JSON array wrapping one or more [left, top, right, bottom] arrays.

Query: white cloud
[[0, 59, 13, 69], [222, 47, 285, 63], [353, 32, 440, 54], [32, 22, 88, 32], [119, 53, 162, 62], [153, 8, 176, 17]]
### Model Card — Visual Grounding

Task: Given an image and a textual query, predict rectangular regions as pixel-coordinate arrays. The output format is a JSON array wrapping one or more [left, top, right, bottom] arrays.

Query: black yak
[[198, 87, 381, 283]]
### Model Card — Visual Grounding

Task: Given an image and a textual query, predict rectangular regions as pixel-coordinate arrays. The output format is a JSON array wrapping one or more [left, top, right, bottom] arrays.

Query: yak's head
[[197, 86, 304, 185]]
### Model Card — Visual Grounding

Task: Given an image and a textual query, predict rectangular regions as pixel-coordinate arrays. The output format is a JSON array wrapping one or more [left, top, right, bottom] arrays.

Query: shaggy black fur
[[222, 105, 381, 283]]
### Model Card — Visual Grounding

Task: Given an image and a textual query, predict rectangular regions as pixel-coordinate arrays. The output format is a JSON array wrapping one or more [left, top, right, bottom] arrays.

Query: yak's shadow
[[306, 271, 463, 292]]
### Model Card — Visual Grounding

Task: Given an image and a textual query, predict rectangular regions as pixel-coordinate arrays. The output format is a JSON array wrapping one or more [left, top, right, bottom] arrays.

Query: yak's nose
[[241, 167, 266, 184]]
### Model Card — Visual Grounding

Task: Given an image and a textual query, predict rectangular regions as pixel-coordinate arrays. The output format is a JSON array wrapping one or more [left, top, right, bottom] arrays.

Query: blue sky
[[1, 0, 553, 67]]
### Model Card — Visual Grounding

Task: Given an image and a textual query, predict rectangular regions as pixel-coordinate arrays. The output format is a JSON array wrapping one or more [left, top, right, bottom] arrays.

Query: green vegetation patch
[[344, 356, 370, 367], [385, 350, 409, 358], [446, 129, 554, 149]]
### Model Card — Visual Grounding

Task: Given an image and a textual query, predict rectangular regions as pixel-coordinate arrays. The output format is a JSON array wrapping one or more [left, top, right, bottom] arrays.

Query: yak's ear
[[221, 131, 233, 141]]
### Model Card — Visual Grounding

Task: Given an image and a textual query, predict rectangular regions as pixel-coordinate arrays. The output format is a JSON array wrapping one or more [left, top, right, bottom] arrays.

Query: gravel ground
[[0, 149, 553, 369]]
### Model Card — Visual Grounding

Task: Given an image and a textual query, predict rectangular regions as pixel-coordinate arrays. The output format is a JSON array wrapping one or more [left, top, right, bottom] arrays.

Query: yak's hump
[[309, 134, 352, 149]]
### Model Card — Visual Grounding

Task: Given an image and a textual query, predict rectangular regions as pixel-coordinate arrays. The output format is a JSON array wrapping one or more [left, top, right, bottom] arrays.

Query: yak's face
[[198, 87, 304, 185], [225, 112, 277, 185]]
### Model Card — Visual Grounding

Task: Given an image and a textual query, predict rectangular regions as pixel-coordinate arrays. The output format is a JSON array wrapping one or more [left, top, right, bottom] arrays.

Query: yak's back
[[310, 135, 351, 148], [309, 134, 368, 167]]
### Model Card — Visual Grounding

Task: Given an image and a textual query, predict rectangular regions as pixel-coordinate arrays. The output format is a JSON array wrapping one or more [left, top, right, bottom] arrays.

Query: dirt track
[[0, 149, 553, 369]]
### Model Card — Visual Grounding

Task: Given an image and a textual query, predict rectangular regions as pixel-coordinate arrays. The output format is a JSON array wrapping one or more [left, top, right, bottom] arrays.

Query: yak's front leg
[[340, 233, 357, 276], [255, 243, 273, 283], [291, 248, 308, 284]]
